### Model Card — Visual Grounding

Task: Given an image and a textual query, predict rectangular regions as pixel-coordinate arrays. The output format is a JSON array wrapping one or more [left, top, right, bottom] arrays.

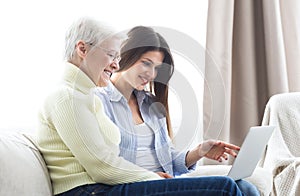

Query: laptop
[[227, 126, 275, 180]]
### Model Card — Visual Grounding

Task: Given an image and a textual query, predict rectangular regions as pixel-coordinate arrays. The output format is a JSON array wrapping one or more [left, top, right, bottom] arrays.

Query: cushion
[[0, 132, 52, 196], [180, 165, 272, 196]]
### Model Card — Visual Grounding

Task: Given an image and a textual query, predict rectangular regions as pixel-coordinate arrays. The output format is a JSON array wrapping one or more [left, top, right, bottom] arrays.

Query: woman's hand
[[199, 140, 240, 162], [186, 140, 240, 167], [156, 172, 173, 179]]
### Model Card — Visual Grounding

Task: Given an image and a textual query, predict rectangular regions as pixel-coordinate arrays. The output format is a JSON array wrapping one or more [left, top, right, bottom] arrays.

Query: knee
[[236, 180, 260, 196], [213, 176, 243, 195]]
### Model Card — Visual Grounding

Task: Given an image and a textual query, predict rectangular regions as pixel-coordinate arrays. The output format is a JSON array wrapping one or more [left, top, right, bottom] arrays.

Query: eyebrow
[[143, 58, 154, 64], [143, 58, 163, 68], [106, 48, 118, 53], [99, 45, 118, 53]]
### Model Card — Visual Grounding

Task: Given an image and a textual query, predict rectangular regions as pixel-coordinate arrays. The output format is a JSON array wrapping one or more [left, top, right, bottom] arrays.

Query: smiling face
[[119, 51, 164, 91], [78, 37, 122, 87]]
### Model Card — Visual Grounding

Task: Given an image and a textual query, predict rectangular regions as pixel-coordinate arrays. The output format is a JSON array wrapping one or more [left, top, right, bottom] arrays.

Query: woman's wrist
[[185, 144, 202, 167]]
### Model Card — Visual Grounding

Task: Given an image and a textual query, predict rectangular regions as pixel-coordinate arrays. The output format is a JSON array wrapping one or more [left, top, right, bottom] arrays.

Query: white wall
[[0, 0, 207, 140]]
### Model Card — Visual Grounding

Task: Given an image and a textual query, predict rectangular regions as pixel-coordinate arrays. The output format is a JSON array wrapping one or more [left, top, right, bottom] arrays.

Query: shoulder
[[43, 84, 73, 107], [40, 84, 82, 120]]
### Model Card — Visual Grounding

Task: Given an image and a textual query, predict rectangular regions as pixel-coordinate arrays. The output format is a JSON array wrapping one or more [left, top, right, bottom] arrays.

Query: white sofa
[[0, 132, 52, 196], [0, 130, 274, 196]]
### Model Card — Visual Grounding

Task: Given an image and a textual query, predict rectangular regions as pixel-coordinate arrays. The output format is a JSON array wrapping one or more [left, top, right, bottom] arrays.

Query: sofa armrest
[[0, 131, 52, 196]]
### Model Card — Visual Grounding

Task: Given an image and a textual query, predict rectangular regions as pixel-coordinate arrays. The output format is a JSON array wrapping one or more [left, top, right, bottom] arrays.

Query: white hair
[[64, 17, 123, 61]]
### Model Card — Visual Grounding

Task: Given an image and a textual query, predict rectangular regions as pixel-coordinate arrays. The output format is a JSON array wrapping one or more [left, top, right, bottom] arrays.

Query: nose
[[146, 67, 157, 80], [110, 61, 120, 71]]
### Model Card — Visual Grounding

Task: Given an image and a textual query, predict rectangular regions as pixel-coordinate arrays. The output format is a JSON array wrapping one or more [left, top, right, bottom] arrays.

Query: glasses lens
[[88, 42, 121, 63], [114, 56, 121, 62]]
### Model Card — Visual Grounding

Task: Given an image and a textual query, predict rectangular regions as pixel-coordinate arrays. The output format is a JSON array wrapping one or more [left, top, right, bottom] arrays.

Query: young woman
[[37, 18, 244, 196], [96, 26, 260, 195]]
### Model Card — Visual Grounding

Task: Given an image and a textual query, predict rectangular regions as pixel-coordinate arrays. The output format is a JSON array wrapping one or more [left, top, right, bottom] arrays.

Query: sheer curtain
[[203, 0, 300, 159]]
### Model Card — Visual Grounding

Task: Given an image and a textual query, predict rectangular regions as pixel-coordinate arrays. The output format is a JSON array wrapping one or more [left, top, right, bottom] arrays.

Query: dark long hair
[[118, 26, 174, 139]]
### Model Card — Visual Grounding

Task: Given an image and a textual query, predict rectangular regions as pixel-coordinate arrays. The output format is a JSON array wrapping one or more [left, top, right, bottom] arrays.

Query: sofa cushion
[[0, 132, 52, 196], [180, 165, 272, 196]]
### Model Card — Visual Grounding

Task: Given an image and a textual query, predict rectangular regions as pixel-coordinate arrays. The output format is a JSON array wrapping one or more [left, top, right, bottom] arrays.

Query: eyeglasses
[[87, 43, 121, 63]]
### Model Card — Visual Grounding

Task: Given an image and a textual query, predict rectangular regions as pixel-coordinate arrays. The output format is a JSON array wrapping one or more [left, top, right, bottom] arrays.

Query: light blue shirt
[[95, 82, 196, 176]]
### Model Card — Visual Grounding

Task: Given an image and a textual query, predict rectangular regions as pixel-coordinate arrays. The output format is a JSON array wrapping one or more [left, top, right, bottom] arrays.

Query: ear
[[76, 40, 88, 58]]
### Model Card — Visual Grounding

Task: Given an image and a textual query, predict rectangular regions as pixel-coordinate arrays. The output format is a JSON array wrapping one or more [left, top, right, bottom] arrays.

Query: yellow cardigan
[[37, 62, 161, 195]]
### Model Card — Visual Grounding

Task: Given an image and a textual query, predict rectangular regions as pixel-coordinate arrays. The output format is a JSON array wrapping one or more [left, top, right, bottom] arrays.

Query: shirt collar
[[63, 62, 96, 94], [104, 81, 123, 102], [134, 90, 147, 106], [104, 81, 148, 105]]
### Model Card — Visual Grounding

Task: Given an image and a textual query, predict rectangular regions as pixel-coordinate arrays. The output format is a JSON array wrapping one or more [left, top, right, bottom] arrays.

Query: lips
[[103, 70, 112, 77], [139, 76, 149, 85]]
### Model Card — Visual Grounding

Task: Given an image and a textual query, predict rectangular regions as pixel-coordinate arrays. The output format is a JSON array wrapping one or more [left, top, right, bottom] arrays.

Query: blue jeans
[[57, 176, 245, 196], [236, 180, 260, 195]]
